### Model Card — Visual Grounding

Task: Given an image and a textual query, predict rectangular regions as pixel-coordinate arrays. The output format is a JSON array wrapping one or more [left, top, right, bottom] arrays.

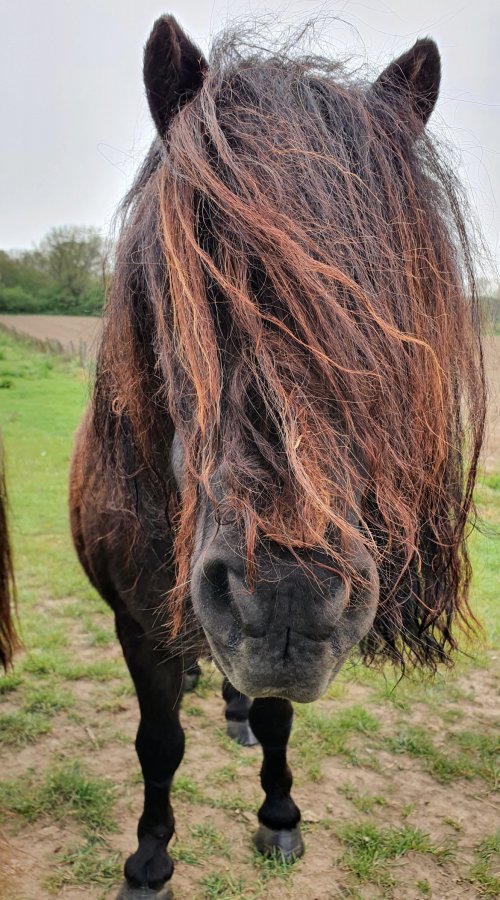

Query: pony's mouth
[[203, 627, 346, 703]]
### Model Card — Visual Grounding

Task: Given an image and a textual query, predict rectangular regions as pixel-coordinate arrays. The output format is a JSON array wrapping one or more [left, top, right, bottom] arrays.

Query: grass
[[470, 473, 500, 648], [45, 836, 122, 893], [468, 832, 500, 897], [0, 760, 116, 833], [190, 823, 231, 858], [171, 775, 207, 805], [370, 668, 470, 713], [0, 329, 97, 607], [386, 724, 500, 788], [20, 648, 125, 681], [0, 671, 22, 694], [82, 618, 116, 647], [200, 872, 249, 899], [23, 683, 74, 714], [292, 704, 380, 779], [208, 762, 241, 786], [339, 783, 388, 813], [170, 841, 201, 866], [453, 730, 500, 789], [184, 701, 204, 717], [338, 822, 451, 887], [0, 709, 52, 745], [209, 792, 257, 814], [171, 823, 231, 867]]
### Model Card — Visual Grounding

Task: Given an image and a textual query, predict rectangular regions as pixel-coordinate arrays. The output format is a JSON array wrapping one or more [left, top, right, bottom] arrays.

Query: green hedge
[[0, 227, 106, 316]]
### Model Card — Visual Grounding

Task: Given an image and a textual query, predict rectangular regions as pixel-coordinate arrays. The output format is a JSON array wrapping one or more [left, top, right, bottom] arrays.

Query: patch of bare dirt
[[2, 634, 499, 899]]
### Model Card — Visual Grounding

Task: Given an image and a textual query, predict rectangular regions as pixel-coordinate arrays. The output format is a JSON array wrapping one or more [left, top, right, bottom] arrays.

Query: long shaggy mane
[[0, 441, 18, 669], [93, 28, 486, 670]]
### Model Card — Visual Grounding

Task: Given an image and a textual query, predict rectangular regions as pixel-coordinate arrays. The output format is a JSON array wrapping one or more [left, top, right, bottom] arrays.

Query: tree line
[[477, 278, 500, 333], [0, 226, 106, 316]]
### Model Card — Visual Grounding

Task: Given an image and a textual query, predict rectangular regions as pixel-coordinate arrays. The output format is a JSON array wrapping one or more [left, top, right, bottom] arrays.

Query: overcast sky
[[1, 0, 498, 273]]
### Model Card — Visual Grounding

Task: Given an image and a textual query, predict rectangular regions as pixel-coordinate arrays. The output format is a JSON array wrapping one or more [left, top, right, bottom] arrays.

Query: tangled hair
[[0, 440, 18, 670], [93, 20, 485, 670]]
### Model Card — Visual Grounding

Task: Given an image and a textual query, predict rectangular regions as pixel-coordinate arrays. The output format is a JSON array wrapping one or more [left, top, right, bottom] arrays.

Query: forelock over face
[[153, 30, 461, 605], [170, 432, 185, 491]]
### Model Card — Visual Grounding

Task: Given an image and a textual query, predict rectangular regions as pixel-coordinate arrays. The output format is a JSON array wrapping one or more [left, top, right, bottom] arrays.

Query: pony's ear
[[143, 16, 207, 136], [373, 38, 441, 127]]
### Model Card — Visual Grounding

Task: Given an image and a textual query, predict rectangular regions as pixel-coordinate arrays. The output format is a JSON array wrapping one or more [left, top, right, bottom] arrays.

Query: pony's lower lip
[[204, 630, 342, 702]]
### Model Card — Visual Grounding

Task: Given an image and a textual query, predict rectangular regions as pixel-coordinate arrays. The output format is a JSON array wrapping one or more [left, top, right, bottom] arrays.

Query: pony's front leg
[[249, 697, 304, 861], [115, 610, 185, 890]]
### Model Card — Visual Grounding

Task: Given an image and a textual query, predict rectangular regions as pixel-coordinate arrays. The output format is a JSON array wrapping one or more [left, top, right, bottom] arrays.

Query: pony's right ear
[[143, 16, 207, 137], [372, 39, 440, 129]]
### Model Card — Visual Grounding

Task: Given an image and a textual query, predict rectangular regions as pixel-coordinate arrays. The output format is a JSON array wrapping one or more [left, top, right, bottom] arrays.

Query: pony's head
[[96, 17, 485, 701]]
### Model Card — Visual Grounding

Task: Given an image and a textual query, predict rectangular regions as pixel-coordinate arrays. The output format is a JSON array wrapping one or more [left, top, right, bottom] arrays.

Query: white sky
[[1, 0, 498, 273]]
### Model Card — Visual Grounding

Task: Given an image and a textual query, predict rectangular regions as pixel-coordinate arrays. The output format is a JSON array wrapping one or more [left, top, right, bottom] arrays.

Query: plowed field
[[0, 315, 102, 360]]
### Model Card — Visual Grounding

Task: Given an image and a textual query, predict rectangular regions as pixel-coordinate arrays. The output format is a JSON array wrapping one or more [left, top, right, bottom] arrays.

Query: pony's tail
[[0, 444, 18, 670]]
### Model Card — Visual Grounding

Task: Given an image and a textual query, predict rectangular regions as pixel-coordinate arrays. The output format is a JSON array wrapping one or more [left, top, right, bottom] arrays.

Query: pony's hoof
[[124, 840, 174, 890], [182, 663, 201, 693], [226, 719, 259, 746], [253, 823, 305, 862]]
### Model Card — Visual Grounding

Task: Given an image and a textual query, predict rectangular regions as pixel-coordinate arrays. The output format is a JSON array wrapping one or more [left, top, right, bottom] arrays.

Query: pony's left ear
[[372, 38, 441, 127], [144, 15, 208, 137]]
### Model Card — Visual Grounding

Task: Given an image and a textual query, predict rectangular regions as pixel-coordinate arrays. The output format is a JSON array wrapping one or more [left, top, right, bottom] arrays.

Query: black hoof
[[226, 719, 259, 746], [182, 662, 201, 693], [124, 836, 174, 890], [254, 823, 305, 862]]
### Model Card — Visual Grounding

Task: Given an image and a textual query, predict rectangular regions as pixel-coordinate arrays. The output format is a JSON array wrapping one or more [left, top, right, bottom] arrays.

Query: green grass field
[[0, 328, 499, 900]]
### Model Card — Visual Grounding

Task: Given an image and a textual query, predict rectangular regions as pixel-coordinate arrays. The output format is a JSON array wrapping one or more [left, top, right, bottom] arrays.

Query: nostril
[[200, 560, 232, 616], [199, 559, 263, 636], [204, 561, 230, 597], [194, 558, 243, 651]]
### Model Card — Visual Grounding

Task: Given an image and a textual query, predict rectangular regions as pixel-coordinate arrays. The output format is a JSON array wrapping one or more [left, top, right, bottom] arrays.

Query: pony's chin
[[232, 680, 330, 704], [206, 632, 344, 703]]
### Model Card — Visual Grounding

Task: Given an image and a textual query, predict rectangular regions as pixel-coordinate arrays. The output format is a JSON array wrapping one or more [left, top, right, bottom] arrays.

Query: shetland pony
[[70, 16, 485, 889]]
